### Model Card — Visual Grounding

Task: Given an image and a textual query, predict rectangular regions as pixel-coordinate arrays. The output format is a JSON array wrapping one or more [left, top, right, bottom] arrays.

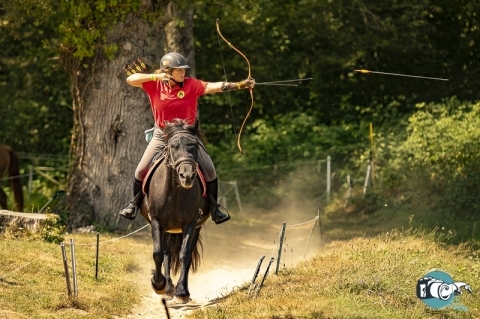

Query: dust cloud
[[118, 166, 323, 318]]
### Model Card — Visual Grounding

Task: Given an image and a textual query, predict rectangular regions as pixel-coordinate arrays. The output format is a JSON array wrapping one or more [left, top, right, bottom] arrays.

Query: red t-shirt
[[142, 77, 208, 128]]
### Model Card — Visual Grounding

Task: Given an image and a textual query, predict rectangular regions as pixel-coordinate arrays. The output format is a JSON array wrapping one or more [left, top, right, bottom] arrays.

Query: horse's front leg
[[150, 218, 166, 294], [174, 221, 198, 302], [162, 232, 175, 299]]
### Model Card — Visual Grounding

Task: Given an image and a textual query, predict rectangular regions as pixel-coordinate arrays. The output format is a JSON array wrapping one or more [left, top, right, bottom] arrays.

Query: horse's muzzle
[[175, 158, 197, 189]]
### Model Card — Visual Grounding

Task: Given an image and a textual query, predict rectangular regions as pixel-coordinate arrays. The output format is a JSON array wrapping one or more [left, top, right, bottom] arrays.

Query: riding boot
[[206, 178, 230, 224], [119, 178, 143, 220]]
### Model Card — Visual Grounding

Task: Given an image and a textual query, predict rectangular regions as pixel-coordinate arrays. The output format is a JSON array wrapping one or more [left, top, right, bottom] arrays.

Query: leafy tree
[[1, 0, 198, 229], [1, 0, 480, 226], [387, 99, 480, 215], [0, 1, 71, 154], [194, 0, 480, 145]]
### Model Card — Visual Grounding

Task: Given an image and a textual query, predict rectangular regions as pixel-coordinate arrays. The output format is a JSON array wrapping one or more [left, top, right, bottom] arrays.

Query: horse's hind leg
[[174, 221, 198, 302], [150, 219, 166, 294]]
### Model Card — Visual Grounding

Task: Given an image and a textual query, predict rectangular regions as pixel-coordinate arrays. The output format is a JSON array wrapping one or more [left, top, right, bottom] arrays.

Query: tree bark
[[65, 1, 196, 230], [0, 210, 48, 233], [164, 6, 196, 77]]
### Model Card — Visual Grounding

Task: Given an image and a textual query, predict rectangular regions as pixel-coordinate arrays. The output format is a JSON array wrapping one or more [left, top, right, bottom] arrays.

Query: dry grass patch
[[0, 229, 152, 319], [188, 229, 480, 318]]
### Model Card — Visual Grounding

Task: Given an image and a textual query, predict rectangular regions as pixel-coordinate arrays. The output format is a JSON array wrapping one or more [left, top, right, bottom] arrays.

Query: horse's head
[[164, 119, 206, 189]]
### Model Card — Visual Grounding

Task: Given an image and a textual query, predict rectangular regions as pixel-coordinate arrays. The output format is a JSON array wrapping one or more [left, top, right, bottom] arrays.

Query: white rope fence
[[0, 247, 58, 280], [0, 224, 150, 281], [286, 216, 319, 227], [192, 212, 323, 302], [75, 224, 150, 246], [0, 212, 323, 304], [0, 152, 332, 305]]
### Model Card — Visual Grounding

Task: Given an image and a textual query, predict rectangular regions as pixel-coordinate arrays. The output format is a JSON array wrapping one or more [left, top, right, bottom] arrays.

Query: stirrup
[[119, 191, 142, 221], [119, 202, 137, 220], [212, 204, 230, 225]]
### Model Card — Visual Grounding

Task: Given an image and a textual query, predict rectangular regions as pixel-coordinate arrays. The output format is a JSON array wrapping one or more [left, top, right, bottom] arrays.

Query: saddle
[[142, 151, 207, 197]]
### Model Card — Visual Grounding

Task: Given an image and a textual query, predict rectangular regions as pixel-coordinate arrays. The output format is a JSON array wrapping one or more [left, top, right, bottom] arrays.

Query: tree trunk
[[65, 1, 196, 230], [164, 7, 196, 77], [0, 210, 48, 233]]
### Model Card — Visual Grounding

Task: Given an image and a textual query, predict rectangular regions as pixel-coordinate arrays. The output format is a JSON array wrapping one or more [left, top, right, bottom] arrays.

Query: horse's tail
[[168, 230, 203, 276], [7, 148, 23, 212]]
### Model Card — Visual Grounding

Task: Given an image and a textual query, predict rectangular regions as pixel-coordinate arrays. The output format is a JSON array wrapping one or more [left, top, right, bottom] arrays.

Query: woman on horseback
[[119, 52, 254, 224]]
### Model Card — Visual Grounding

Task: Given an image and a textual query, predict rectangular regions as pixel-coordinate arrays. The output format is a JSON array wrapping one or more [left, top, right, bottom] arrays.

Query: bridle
[[164, 130, 200, 172]]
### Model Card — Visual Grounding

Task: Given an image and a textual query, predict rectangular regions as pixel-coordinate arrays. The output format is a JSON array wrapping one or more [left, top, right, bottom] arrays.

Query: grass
[[186, 193, 480, 319], [0, 229, 152, 319], [1, 184, 480, 318], [188, 228, 480, 318]]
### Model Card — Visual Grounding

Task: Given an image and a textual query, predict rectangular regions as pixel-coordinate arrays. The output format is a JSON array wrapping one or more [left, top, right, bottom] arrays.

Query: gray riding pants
[[134, 126, 217, 182]]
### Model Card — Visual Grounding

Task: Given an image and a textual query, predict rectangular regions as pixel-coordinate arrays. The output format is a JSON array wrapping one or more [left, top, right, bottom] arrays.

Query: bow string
[[216, 19, 253, 155]]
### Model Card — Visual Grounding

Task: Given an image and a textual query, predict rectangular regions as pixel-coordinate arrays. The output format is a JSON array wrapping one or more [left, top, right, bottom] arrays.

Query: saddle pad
[[142, 154, 207, 198]]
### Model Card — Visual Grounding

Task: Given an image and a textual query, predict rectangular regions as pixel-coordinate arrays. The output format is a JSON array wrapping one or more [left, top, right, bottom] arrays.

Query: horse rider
[[119, 52, 255, 224]]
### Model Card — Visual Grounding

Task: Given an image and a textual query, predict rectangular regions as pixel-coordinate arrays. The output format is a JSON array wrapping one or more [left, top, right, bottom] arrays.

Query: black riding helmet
[[160, 52, 190, 87], [160, 52, 190, 71]]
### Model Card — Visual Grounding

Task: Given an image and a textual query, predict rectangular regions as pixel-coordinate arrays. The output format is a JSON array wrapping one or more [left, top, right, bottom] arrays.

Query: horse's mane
[[163, 119, 207, 145]]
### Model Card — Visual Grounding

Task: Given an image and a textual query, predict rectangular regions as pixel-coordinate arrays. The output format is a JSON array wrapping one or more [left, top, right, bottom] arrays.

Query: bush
[[383, 98, 480, 216], [40, 214, 65, 244]]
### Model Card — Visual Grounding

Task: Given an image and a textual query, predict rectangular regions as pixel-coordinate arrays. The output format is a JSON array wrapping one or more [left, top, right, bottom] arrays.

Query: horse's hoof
[[151, 277, 166, 295]]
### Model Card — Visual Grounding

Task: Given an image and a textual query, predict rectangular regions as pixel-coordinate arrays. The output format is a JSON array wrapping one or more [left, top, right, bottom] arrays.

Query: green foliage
[[195, 0, 480, 141], [375, 98, 480, 216], [2, 0, 480, 228], [40, 214, 65, 244], [0, 3, 72, 153], [58, 0, 143, 59], [3, 0, 480, 158]]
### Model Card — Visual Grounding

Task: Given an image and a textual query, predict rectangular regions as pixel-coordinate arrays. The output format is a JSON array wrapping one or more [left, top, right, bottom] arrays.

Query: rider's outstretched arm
[[204, 79, 255, 94]]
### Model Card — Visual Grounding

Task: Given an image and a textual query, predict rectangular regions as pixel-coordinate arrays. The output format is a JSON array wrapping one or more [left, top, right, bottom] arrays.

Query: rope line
[[17, 153, 69, 161], [0, 247, 58, 280], [0, 196, 321, 304], [75, 224, 150, 246], [315, 191, 327, 201], [220, 159, 328, 172], [0, 225, 150, 279], [286, 216, 319, 227], [0, 173, 30, 182], [0, 166, 68, 182], [195, 218, 315, 302]]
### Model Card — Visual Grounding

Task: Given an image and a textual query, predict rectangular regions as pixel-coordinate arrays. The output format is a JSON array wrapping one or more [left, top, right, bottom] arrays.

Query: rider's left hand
[[244, 78, 255, 89]]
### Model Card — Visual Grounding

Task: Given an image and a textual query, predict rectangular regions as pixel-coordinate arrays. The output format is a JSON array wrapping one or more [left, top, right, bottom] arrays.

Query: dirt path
[[117, 208, 322, 319]]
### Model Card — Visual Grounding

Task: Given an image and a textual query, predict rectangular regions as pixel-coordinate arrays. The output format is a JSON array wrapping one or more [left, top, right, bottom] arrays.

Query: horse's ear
[[195, 120, 199, 130]]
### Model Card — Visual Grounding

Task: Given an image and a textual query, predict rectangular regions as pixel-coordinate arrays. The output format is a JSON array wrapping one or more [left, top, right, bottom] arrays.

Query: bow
[[216, 19, 253, 155]]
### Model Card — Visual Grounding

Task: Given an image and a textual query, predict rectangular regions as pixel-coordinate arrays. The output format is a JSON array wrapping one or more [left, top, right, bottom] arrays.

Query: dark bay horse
[[0, 144, 24, 212], [140, 119, 210, 305]]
